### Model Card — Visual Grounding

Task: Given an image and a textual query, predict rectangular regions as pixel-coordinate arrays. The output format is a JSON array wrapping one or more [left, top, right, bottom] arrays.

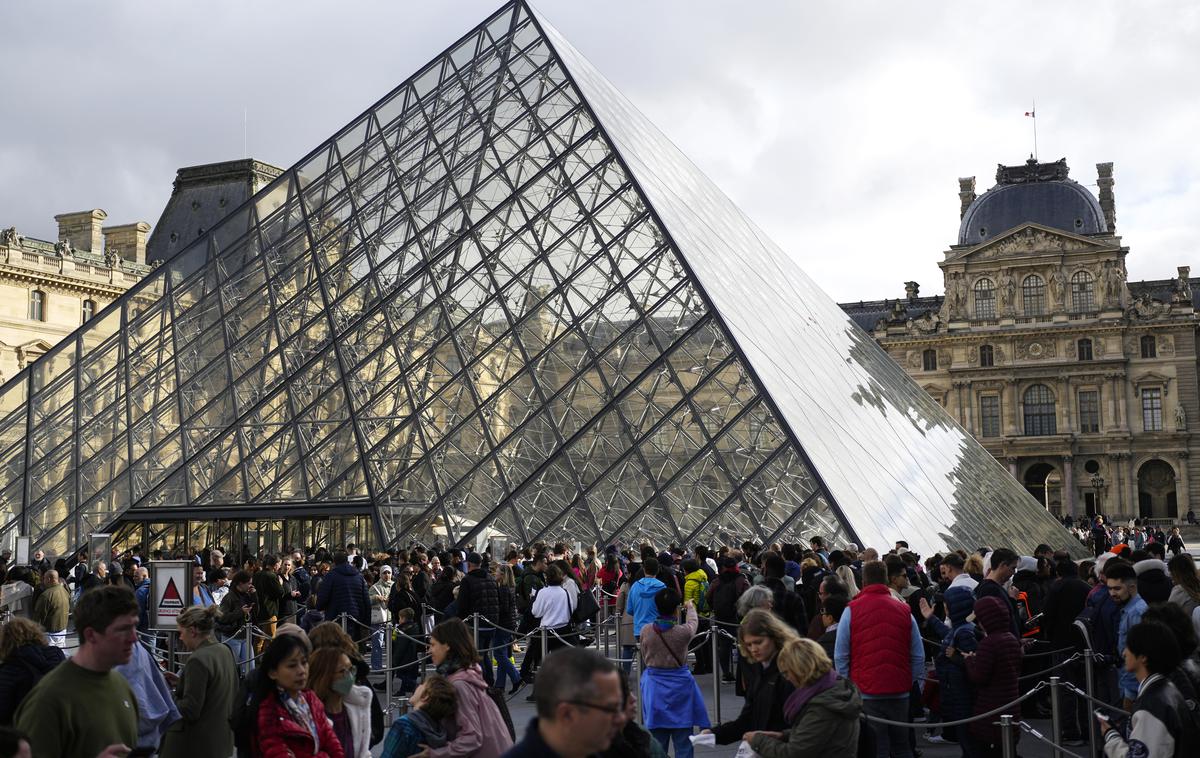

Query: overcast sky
[[2, 1, 1197, 302]]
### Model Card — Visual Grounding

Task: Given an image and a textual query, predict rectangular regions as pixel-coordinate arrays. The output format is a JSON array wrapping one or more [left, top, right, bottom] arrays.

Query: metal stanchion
[[540, 624, 548, 671], [999, 715, 1016, 758], [244, 623, 253, 671], [472, 613, 479, 651], [1084, 648, 1098, 756], [711, 625, 721, 724], [384, 621, 394, 708], [339, 612, 348, 636], [166, 631, 176, 676], [615, 613, 622, 661], [1048, 675, 1063, 758]]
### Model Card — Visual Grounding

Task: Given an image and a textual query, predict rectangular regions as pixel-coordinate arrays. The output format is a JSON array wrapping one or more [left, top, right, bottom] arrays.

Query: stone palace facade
[[842, 158, 1199, 522]]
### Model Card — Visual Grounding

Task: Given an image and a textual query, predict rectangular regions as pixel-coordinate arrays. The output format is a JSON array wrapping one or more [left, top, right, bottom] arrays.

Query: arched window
[[29, 289, 45, 321], [1077, 338, 1093, 361], [979, 344, 994, 367], [1140, 335, 1157, 358], [1023, 384, 1057, 436], [1071, 270, 1095, 312], [973, 278, 996, 319], [81, 299, 95, 324], [1022, 274, 1046, 315], [922, 348, 938, 371]]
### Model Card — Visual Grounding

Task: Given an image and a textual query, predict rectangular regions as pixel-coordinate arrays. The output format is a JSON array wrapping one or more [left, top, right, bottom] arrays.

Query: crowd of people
[[0, 526, 1199, 757]]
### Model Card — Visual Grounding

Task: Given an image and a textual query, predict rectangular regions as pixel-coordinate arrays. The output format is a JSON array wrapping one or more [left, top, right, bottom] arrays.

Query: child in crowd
[[380, 675, 457, 758]]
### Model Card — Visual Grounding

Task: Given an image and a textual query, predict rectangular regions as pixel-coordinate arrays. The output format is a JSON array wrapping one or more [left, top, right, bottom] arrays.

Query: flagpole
[[1031, 100, 1038, 160]]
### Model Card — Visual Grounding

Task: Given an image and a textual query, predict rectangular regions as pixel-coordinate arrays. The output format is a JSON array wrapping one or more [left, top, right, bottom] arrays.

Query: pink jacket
[[427, 664, 513, 758]]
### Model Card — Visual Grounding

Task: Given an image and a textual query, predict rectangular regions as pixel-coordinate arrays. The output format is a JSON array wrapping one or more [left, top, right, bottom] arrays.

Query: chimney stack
[[1096, 162, 1115, 232], [958, 177, 976, 219], [102, 222, 151, 265], [54, 209, 107, 253]]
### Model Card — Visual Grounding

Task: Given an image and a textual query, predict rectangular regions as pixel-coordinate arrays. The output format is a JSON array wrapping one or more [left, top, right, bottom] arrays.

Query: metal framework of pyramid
[[0, 1, 1084, 557]]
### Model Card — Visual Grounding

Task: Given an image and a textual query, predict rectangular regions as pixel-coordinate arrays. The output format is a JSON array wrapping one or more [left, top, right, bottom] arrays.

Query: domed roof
[[958, 158, 1107, 246]]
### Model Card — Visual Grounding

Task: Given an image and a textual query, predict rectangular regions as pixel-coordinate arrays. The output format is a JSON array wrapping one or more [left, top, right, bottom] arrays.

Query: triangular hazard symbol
[[160, 577, 184, 609]]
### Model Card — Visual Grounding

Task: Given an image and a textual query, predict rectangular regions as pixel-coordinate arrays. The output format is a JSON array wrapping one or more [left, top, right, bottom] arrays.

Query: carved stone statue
[[1176, 403, 1187, 431], [998, 270, 1017, 314], [0, 227, 20, 247], [1049, 267, 1067, 308], [54, 239, 72, 258], [104, 249, 120, 269], [1102, 260, 1125, 306], [1126, 293, 1169, 320], [1173, 266, 1193, 304]]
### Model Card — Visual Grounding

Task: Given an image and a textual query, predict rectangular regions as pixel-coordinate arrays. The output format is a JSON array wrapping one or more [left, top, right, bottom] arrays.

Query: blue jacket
[[135, 579, 152, 632], [316, 562, 371, 629], [627, 577, 665, 639], [925, 586, 978, 722], [1117, 593, 1148, 699]]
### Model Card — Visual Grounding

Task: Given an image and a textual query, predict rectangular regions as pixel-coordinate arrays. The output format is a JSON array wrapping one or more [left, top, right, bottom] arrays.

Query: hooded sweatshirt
[[748, 673, 862, 758], [627, 575, 666, 639], [965, 596, 1022, 746], [924, 587, 978, 723], [426, 663, 513, 758]]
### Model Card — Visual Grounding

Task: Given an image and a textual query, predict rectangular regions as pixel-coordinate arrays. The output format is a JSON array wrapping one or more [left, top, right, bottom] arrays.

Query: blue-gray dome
[[958, 158, 1107, 245]]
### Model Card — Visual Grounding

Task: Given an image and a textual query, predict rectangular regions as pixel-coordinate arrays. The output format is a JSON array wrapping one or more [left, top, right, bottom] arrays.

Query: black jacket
[[762, 577, 807, 635], [315, 562, 371, 628], [1042, 576, 1090, 649], [497, 585, 518, 631], [387, 585, 423, 625], [457, 568, 501, 625], [0, 643, 65, 723], [429, 575, 457, 616], [712, 658, 795, 744]]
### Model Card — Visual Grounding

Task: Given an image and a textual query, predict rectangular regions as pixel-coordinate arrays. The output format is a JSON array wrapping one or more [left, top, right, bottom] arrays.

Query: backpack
[[1072, 592, 1116, 661], [710, 575, 747, 621]]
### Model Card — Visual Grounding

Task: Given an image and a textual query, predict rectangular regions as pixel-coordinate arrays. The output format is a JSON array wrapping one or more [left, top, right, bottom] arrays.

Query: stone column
[[1105, 374, 1119, 431], [1058, 377, 1073, 434], [1063, 455, 1076, 518], [1008, 457, 1019, 478], [1005, 381, 1020, 437], [1177, 452, 1190, 519]]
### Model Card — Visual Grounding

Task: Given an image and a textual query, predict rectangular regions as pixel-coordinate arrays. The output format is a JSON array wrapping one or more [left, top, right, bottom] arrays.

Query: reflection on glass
[[0, 1, 1084, 558]]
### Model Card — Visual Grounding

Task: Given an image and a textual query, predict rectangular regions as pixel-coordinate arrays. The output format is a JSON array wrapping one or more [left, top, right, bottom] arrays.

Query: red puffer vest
[[848, 584, 913, 696]]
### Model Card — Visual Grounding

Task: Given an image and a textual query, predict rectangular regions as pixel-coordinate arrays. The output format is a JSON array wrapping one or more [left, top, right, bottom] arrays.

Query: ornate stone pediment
[[948, 223, 1109, 263]]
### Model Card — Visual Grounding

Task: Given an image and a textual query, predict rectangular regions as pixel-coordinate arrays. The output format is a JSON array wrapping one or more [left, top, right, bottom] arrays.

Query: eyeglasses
[[565, 700, 624, 716]]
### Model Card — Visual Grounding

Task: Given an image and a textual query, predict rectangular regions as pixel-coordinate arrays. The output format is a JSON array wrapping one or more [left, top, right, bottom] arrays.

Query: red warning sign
[[159, 577, 183, 609]]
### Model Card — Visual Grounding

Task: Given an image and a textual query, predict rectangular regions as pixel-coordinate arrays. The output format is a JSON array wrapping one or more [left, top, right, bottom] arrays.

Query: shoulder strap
[[652, 625, 685, 667]]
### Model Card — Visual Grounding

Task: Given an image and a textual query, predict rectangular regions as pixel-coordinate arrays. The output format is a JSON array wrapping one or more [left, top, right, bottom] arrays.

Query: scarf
[[782, 670, 838, 722], [407, 708, 449, 747], [277, 688, 319, 751], [651, 614, 677, 633]]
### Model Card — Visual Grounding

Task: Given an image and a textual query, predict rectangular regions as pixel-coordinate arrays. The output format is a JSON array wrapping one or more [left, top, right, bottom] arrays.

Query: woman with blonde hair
[[0, 617, 64, 723], [491, 563, 522, 693], [834, 564, 860, 599], [744, 638, 862, 756], [160, 605, 239, 758], [701, 608, 799, 745], [309, 647, 372, 758]]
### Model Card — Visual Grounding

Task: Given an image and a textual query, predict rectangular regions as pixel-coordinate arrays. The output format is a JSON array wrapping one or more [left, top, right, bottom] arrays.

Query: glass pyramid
[[0, 1, 1084, 558]]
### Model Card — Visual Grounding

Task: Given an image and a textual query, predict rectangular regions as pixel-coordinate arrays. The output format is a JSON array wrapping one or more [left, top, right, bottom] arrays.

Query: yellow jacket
[[683, 569, 711, 617]]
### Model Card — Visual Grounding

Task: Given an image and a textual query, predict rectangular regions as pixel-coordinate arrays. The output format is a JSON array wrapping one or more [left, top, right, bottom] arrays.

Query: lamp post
[[1090, 474, 1106, 519]]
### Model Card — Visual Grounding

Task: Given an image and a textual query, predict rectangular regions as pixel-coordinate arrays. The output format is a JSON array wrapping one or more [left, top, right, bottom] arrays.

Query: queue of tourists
[[0, 529, 1199, 757]]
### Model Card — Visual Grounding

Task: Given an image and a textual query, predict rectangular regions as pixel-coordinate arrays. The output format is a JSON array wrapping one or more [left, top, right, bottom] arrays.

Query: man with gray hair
[[33, 570, 70, 647], [502, 647, 624, 757], [735, 584, 774, 619]]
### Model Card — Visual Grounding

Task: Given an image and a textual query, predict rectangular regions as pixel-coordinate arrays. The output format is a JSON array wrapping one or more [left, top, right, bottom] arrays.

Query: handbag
[[571, 587, 600, 625]]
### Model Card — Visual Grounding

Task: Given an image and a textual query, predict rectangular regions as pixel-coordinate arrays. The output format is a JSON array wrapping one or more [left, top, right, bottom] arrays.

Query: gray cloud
[[1, 1, 1197, 302]]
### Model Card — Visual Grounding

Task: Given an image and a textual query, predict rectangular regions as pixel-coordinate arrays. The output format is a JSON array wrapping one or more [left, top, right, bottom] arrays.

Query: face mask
[[332, 672, 355, 696]]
